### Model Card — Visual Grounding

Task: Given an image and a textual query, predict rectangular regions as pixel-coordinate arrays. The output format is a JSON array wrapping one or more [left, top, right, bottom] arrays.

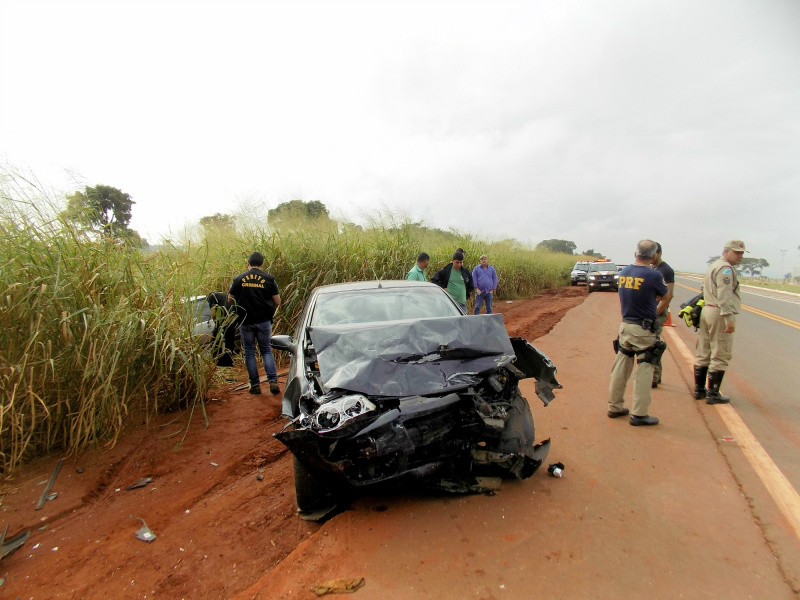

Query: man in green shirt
[[406, 252, 429, 281], [431, 251, 474, 313]]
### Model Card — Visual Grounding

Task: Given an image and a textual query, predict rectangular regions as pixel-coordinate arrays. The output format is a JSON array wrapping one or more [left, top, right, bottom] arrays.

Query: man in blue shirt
[[607, 240, 668, 426], [472, 254, 499, 314]]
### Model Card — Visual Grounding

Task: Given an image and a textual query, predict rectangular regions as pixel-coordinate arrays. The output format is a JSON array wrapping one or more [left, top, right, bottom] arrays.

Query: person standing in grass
[[229, 252, 281, 395], [207, 291, 238, 367], [472, 254, 498, 314], [406, 252, 430, 281], [431, 250, 474, 313]]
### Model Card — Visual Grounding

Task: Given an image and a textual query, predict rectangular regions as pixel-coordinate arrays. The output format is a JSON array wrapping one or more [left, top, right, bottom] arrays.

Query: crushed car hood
[[309, 314, 517, 397]]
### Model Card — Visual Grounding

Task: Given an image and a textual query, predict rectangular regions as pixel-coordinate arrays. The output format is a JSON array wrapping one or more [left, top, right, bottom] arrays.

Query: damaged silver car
[[271, 280, 561, 517]]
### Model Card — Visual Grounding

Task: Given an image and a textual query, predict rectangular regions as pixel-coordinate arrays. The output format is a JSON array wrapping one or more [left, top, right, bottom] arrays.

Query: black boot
[[706, 371, 730, 404], [693, 366, 708, 399]]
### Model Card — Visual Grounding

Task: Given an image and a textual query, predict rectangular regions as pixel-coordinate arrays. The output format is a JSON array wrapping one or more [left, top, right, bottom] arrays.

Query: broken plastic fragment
[[126, 477, 154, 491], [134, 519, 156, 543], [0, 527, 31, 560], [722, 436, 735, 442], [547, 462, 565, 477]]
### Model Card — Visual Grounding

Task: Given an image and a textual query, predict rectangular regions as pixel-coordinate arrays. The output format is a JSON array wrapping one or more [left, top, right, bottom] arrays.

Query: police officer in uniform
[[651, 243, 674, 387], [693, 240, 746, 404], [608, 240, 668, 426], [229, 252, 281, 395]]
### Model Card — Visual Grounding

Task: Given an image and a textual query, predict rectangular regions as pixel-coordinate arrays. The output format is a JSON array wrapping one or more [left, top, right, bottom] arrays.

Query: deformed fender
[[509, 337, 562, 405]]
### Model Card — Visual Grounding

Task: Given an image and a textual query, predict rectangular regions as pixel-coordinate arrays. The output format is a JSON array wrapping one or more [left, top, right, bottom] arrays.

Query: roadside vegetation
[[1, 172, 576, 474], [740, 279, 800, 294]]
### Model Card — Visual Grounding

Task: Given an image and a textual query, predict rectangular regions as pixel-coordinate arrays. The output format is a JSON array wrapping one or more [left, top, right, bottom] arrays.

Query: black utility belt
[[623, 318, 655, 331]]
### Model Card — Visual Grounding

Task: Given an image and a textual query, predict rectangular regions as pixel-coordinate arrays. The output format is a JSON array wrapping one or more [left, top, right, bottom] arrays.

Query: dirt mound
[[0, 286, 585, 599]]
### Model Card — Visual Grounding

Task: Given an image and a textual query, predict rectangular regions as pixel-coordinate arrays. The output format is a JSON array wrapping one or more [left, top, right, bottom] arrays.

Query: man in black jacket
[[431, 250, 474, 313], [229, 252, 281, 395]]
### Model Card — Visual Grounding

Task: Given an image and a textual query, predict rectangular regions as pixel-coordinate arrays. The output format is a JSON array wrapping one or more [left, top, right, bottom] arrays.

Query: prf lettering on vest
[[621, 276, 644, 290]]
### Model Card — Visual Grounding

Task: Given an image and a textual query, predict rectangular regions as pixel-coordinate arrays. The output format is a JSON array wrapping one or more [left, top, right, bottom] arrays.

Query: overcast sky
[[2, 0, 799, 276]]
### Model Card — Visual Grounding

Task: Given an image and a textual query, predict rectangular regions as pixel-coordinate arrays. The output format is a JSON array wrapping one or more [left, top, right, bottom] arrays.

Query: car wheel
[[293, 456, 335, 513], [570, 280, 576, 286], [587, 288, 593, 293]]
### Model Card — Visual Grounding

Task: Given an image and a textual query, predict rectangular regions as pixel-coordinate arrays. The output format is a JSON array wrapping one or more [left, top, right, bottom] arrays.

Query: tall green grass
[[1, 178, 575, 474], [0, 206, 215, 474], [188, 220, 576, 335]]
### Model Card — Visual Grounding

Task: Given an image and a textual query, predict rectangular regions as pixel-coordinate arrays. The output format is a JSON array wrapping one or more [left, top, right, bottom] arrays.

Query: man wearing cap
[[693, 240, 746, 404], [651, 243, 674, 388]]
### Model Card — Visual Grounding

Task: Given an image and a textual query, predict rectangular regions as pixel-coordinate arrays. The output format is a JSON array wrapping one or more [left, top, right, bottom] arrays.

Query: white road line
[[663, 327, 800, 541]]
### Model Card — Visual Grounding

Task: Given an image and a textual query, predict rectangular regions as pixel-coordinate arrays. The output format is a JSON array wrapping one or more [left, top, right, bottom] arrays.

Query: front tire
[[293, 456, 334, 513]]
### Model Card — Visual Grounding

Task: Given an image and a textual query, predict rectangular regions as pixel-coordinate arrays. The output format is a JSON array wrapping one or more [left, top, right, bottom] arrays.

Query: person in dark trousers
[[472, 254, 498, 314], [651, 243, 674, 387], [207, 291, 238, 367], [607, 240, 668, 426], [229, 252, 281, 395], [431, 250, 474, 313], [693, 240, 746, 404]]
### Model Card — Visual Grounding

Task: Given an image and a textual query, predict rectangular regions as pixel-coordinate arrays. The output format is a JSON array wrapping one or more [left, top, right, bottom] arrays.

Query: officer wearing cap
[[693, 240, 746, 404]]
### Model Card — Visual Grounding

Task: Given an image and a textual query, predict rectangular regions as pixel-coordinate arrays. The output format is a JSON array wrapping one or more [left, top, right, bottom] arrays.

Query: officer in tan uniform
[[693, 240, 746, 404]]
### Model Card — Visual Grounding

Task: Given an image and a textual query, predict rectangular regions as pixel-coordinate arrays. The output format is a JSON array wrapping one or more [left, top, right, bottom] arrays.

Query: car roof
[[313, 280, 440, 296]]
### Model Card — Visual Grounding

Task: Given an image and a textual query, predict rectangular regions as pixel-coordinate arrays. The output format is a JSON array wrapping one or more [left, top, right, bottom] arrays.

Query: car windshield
[[589, 262, 617, 272], [311, 287, 462, 326], [573, 263, 588, 270]]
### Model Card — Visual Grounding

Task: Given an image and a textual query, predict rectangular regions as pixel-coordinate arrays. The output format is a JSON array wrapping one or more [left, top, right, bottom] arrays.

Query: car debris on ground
[[0, 525, 30, 560], [35, 459, 62, 510], [134, 518, 156, 543], [126, 477, 154, 491]]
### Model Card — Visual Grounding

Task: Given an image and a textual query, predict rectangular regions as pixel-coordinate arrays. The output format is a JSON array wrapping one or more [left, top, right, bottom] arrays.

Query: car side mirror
[[270, 334, 296, 354]]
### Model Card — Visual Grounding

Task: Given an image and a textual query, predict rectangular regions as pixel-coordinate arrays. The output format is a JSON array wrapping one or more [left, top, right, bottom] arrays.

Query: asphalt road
[[668, 274, 800, 594], [671, 275, 800, 490]]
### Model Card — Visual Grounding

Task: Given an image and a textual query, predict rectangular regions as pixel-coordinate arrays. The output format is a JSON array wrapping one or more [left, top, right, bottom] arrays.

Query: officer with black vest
[[608, 240, 668, 426]]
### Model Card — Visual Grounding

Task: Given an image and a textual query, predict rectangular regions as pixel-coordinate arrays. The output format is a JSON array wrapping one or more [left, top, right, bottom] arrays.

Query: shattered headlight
[[313, 394, 376, 433]]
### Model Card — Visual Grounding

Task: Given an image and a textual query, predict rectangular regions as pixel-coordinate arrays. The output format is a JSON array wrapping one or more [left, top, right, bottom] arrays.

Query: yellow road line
[[663, 327, 800, 541], [675, 282, 800, 330]]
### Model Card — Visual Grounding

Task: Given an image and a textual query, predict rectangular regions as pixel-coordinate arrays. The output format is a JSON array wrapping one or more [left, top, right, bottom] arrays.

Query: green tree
[[537, 239, 577, 254], [740, 257, 770, 276], [581, 248, 604, 258], [62, 184, 134, 236], [268, 199, 330, 226], [199, 213, 236, 234]]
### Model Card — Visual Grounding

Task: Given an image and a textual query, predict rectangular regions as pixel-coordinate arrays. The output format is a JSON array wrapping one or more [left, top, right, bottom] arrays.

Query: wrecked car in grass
[[270, 280, 561, 517]]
